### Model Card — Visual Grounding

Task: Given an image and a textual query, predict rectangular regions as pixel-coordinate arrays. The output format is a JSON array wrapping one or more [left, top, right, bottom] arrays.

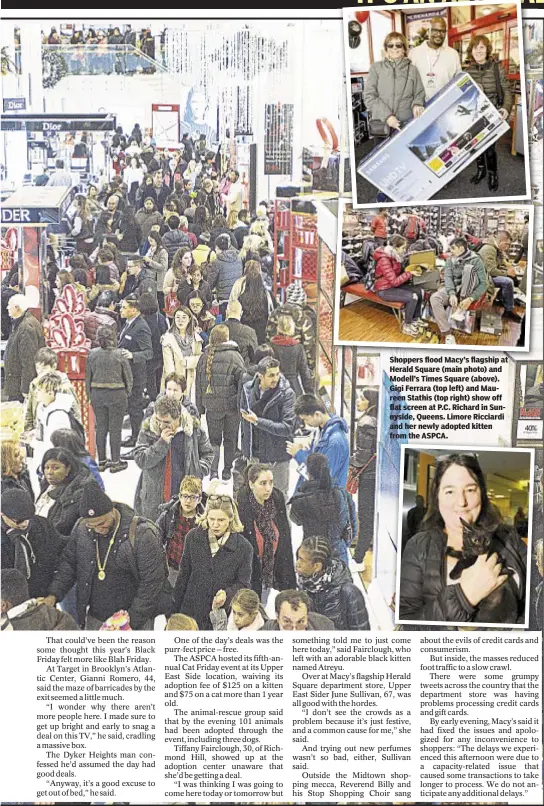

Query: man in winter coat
[[295, 537, 370, 630], [206, 234, 243, 315], [478, 231, 522, 323], [430, 236, 489, 345], [162, 215, 190, 268], [260, 589, 335, 630], [4, 295, 46, 401], [288, 394, 350, 491], [1, 489, 67, 599], [240, 357, 296, 496], [1, 569, 79, 630], [133, 395, 214, 522], [118, 296, 153, 447], [136, 197, 164, 243], [120, 255, 157, 300], [82, 291, 119, 348], [225, 300, 258, 365], [44, 483, 167, 630]]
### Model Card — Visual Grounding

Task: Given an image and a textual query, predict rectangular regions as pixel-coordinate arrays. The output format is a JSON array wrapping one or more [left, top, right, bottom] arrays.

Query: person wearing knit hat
[[1, 488, 67, 600], [266, 286, 317, 373], [1, 568, 79, 631], [286, 280, 307, 306], [43, 481, 167, 630]]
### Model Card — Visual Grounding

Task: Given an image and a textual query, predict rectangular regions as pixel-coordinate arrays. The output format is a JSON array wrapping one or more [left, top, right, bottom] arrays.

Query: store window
[[508, 24, 520, 74], [370, 12, 395, 63], [450, 7, 472, 27]]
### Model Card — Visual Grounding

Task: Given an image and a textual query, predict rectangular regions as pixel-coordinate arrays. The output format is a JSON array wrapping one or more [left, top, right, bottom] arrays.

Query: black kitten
[[446, 519, 518, 623]]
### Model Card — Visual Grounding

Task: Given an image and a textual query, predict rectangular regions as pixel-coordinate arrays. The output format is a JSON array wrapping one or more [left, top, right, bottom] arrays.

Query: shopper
[[195, 324, 245, 481], [173, 493, 253, 630], [139, 293, 168, 401], [269, 313, 314, 397], [118, 296, 153, 447], [157, 475, 204, 587], [289, 394, 350, 491], [24, 347, 81, 433], [430, 237, 488, 345], [236, 463, 296, 599], [1, 440, 34, 500], [50, 429, 103, 489], [161, 306, 203, 395], [409, 15, 461, 100], [399, 453, 526, 624], [133, 395, 213, 521], [224, 300, 258, 366], [44, 483, 167, 630], [370, 209, 388, 246], [295, 537, 370, 630], [266, 281, 316, 372], [210, 587, 269, 631], [86, 324, 133, 472], [35, 448, 94, 536], [176, 263, 213, 308], [349, 387, 378, 566], [373, 234, 426, 337], [240, 357, 296, 497], [1, 569, 79, 630], [236, 260, 272, 344], [207, 233, 243, 316], [163, 215, 190, 268], [142, 230, 168, 311], [478, 232, 523, 323], [4, 295, 46, 401], [260, 589, 335, 631], [120, 254, 157, 300], [31, 372, 84, 471], [465, 35, 513, 191]]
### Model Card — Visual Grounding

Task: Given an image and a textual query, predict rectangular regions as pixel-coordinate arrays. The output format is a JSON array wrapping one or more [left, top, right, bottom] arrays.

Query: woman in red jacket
[[374, 235, 426, 337]]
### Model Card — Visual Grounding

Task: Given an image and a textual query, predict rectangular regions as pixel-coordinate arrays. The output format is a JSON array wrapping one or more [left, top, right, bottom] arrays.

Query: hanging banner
[[264, 103, 294, 175], [357, 72, 510, 203], [151, 103, 180, 148]]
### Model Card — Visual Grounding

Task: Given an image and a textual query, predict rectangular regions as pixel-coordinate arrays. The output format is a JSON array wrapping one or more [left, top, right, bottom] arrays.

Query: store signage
[[1, 114, 116, 132], [264, 103, 294, 175], [516, 420, 543, 441], [3, 98, 26, 112], [1, 208, 43, 224], [357, 73, 510, 203]]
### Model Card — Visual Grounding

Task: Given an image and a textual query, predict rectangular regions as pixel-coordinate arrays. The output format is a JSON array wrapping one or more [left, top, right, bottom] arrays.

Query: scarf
[[297, 564, 333, 594], [226, 609, 265, 632], [249, 492, 278, 589]]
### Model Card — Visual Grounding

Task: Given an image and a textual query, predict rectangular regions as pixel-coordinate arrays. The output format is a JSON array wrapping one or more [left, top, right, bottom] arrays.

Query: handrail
[[41, 44, 168, 81]]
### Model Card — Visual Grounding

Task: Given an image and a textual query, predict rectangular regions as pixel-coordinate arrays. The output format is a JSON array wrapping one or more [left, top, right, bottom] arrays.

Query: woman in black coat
[[237, 464, 296, 600], [399, 453, 526, 625], [269, 312, 314, 397], [173, 494, 253, 630], [116, 206, 143, 253], [139, 292, 167, 401], [350, 387, 378, 565], [1, 439, 34, 500], [35, 448, 95, 537]]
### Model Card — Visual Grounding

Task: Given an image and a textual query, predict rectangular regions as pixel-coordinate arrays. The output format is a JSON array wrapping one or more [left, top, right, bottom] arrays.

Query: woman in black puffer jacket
[[350, 387, 378, 565], [194, 324, 245, 481], [399, 453, 526, 625]]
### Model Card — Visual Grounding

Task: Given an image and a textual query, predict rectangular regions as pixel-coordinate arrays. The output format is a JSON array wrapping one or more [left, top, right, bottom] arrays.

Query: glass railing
[[41, 45, 167, 84]]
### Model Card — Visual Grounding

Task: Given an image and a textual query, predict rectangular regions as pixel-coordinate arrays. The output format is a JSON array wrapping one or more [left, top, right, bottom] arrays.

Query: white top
[[409, 41, 461, 101]]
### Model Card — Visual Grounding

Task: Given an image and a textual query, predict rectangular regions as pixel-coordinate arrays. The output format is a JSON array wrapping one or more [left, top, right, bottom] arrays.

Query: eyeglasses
[[386, 43, 404, 50], [430, 28, 446, 34], [180, 493, 200, 501]]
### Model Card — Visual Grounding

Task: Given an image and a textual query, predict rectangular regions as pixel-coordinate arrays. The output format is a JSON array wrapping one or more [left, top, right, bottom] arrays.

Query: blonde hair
[[198, 494, 244, 533], [166, 613, 199, 631], [1, 440, 24, 478], [35, 371, 63, 395], [240, 234, 265, 260], [277, 313, 295, 336], [179, 475, 203, 496], [250, 219, 269, 237], [227, 209, 238, 229]]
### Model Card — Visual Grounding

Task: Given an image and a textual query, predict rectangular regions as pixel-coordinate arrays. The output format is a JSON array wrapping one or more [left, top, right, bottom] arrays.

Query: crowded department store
[[338, 203, 531, 347], [0, 17, 379, 633]]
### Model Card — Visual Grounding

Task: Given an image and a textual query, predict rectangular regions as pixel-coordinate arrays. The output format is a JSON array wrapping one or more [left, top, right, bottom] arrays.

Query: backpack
[[46, 408, 86, 444], [363, 254, 377, 291], [127, 515, 174, 618], [403, 215, 420, 241]]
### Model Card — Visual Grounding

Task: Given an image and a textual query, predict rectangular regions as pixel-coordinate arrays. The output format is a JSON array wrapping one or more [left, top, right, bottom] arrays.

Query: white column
[[20, 20, 44, 113]]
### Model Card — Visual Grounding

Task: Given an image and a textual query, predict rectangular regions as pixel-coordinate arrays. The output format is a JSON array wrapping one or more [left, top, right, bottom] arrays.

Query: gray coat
[[364, 57, 425, 124], [443, 249, 488, 301], [133, 413, 214, 521]]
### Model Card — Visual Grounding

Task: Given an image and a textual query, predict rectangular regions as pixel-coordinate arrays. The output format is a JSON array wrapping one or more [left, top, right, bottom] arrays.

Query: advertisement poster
[[357, 72, 510, 203]]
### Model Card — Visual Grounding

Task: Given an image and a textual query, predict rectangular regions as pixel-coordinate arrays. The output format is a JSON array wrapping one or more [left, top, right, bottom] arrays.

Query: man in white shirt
[[409, 16, 461, 102], [46, 159, 74, 187]]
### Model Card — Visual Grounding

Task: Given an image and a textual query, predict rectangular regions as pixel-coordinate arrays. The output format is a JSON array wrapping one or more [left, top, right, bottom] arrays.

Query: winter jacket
[[117, 220, 143, 253], [1, 515, 68, 599], [225, 318, 258, 366], [37, 465, 95, 537], [118, 314, 153, 384], [260, 612, 335, 630], [443, 248, 488, 301], [298, 560, 370, 630], [143, 312, 168, 362], [192, 243, 213, 267], [195, 341, 245, 417], [1, 470, 34, 501], [133, 413, 214, 522], [135, 208, 164, 241], [82, 306, 118, 348], [373, 246, 412, 292], [121, 268, 157, 300], [86, 346, 133, 397], [465, 61, 513, 114], [161, 330, 202, 381], [3, 310, 46, 399], [173, 525, 254, 630], [163, 229, 190, 268], [156, 497, 205, 553], [266, 303, 316, 372], [177, 278, 213, 308], [370, 215, 387, 239], [270, 335, 314, 397], [49, 502, 166, 629], [351, 414, 377, 480], [478, 243, 509, 278], [399, 526, 526, 624], [364, 57, 425, 125], [1, 601, 79, 630], [236, 485, 296, 595], [207, 249, 244, 301], [240, 374, 296, 464], [294, 415, 350, 490], [33, 392, 82, 469], [289, 480, 358, 562], [25, 371, 81, 432], [144, 247, 169, 293]]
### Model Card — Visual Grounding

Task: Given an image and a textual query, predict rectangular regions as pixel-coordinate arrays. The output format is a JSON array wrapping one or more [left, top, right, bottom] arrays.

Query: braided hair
[[205, 324, 229, 392], [299, 536, 332, 572]]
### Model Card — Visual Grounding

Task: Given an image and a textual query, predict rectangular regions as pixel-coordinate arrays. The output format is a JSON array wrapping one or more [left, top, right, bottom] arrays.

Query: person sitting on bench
[[430, 237, 488, 346], [374, 235, 426, 338]]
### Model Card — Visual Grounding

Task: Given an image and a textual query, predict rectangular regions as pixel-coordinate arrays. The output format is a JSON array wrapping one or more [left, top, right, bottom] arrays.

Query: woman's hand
[[459, 553, 508, 607], [413, 105, 424, 118], [212, 590, 227, 610], [386, 115, 401, 131], [499, 108, 509, 121]]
